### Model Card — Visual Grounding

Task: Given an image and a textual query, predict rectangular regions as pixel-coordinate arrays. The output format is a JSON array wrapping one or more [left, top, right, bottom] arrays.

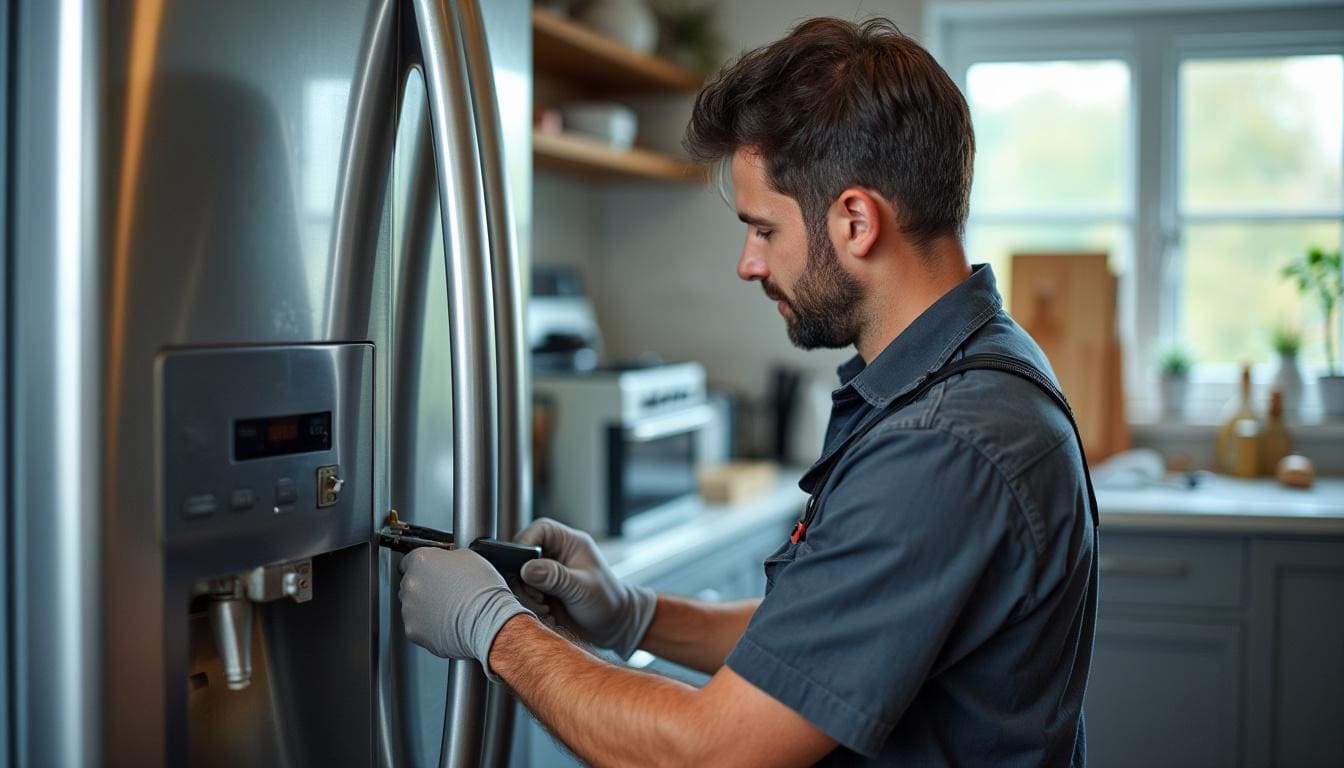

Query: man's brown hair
[[684, 17, 975, 250]]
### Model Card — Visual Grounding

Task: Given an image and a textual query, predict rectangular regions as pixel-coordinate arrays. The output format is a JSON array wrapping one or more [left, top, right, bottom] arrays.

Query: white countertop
[[1098, 475, 1344, 536], [598, 474, 806, 583], [592, 470, 1344, 584]]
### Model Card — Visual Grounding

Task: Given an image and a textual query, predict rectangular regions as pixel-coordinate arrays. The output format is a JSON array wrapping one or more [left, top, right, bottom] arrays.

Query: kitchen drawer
[[1098, 533, 1245, 609]]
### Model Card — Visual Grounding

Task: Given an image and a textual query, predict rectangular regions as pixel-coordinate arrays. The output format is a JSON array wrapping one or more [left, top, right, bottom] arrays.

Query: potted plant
[[651, 0, 724, 75], [1157, 345, 1193, 419], [1282, 246, 1344, 419], [1270, 325, 1304, 418]]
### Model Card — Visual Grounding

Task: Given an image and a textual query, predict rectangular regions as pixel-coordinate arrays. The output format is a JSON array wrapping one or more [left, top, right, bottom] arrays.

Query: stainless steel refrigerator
[[5, 0, 532, 765]]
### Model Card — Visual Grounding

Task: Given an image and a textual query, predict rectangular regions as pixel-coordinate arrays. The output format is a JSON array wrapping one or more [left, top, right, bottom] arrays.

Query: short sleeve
[[725, 427, 1032, 757]]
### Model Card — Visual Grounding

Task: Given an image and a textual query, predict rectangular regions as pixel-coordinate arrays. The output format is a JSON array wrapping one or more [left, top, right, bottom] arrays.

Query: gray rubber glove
[[399, 547, 534, 681], [516, 518, 656, 659]]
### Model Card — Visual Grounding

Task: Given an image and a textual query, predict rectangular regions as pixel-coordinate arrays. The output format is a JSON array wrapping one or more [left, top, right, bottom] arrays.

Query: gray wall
[[534, 0, 925, 399]]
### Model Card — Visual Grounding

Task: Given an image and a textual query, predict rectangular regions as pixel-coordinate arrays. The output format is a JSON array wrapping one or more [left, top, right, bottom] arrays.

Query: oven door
[[607, 404, 716, 537]]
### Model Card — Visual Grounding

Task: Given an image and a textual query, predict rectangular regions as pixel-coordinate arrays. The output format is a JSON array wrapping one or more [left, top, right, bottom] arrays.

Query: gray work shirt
[[725, 264, 1097, 766]]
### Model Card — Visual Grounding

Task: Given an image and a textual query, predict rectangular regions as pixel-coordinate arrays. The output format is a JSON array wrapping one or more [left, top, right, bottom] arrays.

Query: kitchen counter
[[598, 471, 806, 585], [594, 471, 1344, 587], [1098, 475, 1344, 536]]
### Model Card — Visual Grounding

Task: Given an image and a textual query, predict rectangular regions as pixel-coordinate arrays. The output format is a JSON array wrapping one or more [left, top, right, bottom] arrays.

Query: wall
[[534, 0, 925, 401]]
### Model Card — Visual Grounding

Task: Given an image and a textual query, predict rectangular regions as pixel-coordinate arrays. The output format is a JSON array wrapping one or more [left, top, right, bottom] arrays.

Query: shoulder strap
[[789, 352, 1100, 544]]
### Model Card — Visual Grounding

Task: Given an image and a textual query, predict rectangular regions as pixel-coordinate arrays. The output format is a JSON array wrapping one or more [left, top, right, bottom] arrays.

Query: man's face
[[730, 150, 863, 350]]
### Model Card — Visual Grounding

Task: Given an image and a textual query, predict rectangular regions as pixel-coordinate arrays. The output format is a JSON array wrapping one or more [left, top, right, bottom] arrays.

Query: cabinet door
[[1086, 618, 1243, 768], [1247, 539, 1344, 768]]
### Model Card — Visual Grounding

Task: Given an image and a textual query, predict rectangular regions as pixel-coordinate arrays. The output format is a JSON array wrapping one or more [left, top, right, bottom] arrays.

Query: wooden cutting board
[[1010, 253, 1129, 462]]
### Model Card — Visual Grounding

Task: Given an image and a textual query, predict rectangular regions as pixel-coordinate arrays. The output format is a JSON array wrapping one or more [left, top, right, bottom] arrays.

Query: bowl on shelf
[[576, 0, 658, 54], [560, 102, 637, 150]]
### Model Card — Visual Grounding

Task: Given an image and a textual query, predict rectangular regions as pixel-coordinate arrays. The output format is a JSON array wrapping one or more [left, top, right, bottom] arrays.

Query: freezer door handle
[[410, 0, 500, 766], [454, 1, 530, 765]]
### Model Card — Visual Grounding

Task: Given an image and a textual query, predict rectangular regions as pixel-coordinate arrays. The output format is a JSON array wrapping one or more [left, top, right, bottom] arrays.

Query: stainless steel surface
[[9, 0, 532, 762], [0, 0, 11, 759], [458, 1, 528, 761], [207, 598, 255, 691], [242, 559, 316, 603], [383, 76, 439, 768], [11, 1, 102, 765], [411, 0, 500, 764], [93, 2, 383, 759], [158, 345, 373, 557], [325, 0, 398, 341], [161, 344, 375, 765]]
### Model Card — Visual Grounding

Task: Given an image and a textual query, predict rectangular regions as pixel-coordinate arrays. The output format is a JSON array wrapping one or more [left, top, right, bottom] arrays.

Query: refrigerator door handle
[[409, 1, 500, 767], [455, 2, 530, 765]]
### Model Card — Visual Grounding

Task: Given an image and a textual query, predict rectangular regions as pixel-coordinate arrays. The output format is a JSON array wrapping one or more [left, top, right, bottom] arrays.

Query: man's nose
[[737, 244, 767, 282]]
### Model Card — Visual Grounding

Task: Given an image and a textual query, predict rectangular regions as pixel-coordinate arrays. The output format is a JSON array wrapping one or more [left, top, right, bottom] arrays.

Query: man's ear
[[831, 188, 882, 260]]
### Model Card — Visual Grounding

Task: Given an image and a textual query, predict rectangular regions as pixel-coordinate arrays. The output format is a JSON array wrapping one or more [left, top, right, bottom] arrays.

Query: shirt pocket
[[762, 538, 807, 593]]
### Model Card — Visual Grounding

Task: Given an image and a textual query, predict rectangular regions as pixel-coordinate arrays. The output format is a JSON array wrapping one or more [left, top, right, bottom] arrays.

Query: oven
[[535, 362, 711, 538]]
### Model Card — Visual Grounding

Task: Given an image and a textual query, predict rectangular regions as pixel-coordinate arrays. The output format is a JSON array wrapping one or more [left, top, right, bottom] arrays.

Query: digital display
[[234, 411, 332, 461]]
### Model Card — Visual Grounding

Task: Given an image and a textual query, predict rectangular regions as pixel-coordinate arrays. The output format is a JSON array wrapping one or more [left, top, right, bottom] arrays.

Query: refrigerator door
[[383, 0, 529, 766], [11, 1, 395, 764], [457, 0, 532, 762]]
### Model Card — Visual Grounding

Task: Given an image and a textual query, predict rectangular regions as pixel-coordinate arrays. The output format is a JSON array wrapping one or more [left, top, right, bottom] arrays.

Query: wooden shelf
[[533, 130, 705, 183], [533, 8, 703, 94]]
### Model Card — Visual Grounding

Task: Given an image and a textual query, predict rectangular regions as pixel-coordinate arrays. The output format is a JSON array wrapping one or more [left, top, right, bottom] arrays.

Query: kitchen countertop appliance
[[6, 1, 531, 766], [530, 268, 712, 539]]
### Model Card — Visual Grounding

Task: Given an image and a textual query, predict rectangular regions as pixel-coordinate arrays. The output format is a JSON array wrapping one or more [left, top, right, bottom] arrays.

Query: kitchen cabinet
[[1246, 539, 1344, 767], [1086, 530, 1344, 768], [531, 7, 704, 183]]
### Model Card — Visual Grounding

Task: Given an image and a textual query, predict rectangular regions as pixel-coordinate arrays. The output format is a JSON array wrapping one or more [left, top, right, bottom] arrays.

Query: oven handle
[[626, 404, 716, 442]]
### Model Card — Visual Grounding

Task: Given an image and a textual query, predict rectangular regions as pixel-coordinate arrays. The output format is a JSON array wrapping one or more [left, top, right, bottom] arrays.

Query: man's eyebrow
[[737, 211, 774, 227]]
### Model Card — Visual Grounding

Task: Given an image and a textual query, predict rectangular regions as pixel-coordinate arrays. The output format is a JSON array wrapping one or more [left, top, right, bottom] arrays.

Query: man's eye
[[753, 227, 773, 241]]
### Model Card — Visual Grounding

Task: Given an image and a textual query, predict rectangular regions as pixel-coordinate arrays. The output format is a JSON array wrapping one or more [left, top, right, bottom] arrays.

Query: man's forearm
[[489, 614, 710, 768], [638, 595, 758, 674]]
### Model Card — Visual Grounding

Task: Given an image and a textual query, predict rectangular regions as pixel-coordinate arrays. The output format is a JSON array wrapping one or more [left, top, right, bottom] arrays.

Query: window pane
[[1180, 55, 1343, 212], [1182, 221, 1340, 365], [967, 60, 1131, 214], [966, 222, 1130, 309]]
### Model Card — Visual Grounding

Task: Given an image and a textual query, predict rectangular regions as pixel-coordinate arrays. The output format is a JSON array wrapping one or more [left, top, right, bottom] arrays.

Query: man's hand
[[398, 547, 534, 679], [516, 518, 656, 659]]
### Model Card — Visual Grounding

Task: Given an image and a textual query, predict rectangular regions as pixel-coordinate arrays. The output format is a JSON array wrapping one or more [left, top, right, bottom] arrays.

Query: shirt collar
[[836, 263, 1003, 408]]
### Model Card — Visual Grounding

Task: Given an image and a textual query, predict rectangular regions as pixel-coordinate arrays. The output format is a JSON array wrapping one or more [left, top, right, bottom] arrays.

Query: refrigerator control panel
[[157, 344, 372, 558]]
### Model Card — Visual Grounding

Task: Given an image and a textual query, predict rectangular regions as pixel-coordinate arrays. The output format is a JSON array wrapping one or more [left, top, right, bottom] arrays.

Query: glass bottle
[[1259, 389, 1292, 476], [1215, 364, 1257, 474]]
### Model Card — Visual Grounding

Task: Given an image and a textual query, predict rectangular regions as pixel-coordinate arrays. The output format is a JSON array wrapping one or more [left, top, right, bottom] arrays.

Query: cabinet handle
[[1098, 555, 1191, 578]]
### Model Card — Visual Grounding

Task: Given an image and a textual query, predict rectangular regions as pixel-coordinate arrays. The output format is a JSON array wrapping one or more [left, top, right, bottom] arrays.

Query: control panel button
[[275, 477, 297, 505], [230, 488, 256, 511], [317, 465, 343, 508], [184, 494, 217, 518]]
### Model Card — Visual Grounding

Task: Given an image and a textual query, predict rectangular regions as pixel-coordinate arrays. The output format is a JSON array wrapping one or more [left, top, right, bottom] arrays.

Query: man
[[399, 17, 1097, 767]]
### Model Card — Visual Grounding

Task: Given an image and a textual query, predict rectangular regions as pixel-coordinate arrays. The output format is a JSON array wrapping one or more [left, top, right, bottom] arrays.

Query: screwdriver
[[378, 510, 541, 578]]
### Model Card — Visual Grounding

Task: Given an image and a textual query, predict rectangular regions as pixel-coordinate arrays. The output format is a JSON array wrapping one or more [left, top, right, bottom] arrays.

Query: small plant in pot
[[1270, 325, 1304, 418], [1282, 246, 1344, 419], [1157, 345, 1193, 419], [651, 0, 724, 75]]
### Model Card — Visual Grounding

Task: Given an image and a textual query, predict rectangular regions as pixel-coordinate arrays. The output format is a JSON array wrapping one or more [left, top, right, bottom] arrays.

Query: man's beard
[[764, 226, 863, 350]]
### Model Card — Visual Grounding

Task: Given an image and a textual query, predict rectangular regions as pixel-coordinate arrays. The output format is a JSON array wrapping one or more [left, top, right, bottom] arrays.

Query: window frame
[[928, 1, 1344, 422]]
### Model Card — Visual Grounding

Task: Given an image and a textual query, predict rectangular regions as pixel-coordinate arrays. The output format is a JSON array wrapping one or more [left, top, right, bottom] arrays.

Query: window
[[964, 58, 1134, 319], [931, 2, 1344, 420], [1178, 55, 1342, 368]]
